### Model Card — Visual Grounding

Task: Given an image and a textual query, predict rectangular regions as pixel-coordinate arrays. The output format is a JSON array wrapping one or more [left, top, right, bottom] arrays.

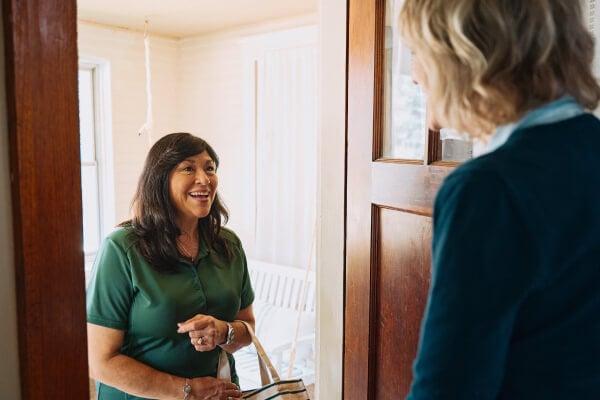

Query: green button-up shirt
[[87, 226, 254, 399]]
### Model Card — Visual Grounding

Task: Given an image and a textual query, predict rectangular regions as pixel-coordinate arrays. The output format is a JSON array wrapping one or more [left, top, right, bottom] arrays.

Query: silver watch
[[223, 322, 235, 345]]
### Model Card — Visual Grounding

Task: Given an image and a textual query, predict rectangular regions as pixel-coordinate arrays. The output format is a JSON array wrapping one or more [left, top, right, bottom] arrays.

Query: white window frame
[[79, 56, 115, 275]]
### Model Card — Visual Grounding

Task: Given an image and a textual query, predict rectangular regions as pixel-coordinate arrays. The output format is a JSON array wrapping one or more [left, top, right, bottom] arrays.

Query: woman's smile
[[189, 190, 210, 201], [169, 150, 218, 225]]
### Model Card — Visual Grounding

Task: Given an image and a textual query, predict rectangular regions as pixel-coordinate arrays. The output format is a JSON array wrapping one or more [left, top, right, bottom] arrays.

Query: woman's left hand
[[177, 314, 226, 352]]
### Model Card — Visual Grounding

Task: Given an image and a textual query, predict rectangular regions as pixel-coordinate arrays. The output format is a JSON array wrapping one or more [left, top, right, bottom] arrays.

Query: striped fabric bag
[[218, 321, 310, 400]]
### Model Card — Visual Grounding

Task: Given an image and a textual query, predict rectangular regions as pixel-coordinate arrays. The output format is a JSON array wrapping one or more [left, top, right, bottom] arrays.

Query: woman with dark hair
[[399, 0, 600, 399], [87, 133, 252, 400]]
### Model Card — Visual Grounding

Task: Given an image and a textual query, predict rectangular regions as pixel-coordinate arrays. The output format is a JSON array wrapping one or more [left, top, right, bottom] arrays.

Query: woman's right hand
[[189, 376, 242, 400]]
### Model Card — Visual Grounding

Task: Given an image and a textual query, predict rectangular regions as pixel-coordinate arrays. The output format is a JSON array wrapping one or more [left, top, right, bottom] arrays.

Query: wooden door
[[343, 0, 458, 398], [3, 0, 89, 398]]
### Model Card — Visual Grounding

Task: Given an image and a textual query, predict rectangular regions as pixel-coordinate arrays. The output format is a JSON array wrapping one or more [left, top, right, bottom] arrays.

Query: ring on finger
[[197, 337, 203, 345]]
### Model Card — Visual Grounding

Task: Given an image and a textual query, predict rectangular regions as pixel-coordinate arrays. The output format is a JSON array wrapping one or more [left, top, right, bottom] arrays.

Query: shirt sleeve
[[238, 246, 255, 310], [406, 169, 539, 400], [86, 236, 135, 330]]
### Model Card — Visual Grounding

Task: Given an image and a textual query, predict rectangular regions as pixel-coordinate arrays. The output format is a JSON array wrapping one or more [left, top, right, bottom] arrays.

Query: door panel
[[344, 0, 453, 398], [374, 208, 432, 398], [372, 163, 451, 213]]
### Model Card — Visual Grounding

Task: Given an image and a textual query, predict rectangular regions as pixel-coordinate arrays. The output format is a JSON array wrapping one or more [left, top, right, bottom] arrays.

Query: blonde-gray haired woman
[[399, 1, 600, 399]]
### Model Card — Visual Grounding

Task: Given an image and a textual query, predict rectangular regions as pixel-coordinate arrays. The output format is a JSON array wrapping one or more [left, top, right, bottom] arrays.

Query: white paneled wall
[[178, 36, 249, 244], [78, 23, 181, 224], [78, 18, 317, 253], [179, 25, 318, 262]]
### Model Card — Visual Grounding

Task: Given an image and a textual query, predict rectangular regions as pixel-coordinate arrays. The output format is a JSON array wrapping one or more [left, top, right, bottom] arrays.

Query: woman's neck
[[176, 221, 199, 262], [177, 219, 199, 239]]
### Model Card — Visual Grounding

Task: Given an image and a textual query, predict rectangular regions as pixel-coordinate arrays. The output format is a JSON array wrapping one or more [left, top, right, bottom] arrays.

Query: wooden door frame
[[344, 0, 381, 398], [3, 0, 89, 398]]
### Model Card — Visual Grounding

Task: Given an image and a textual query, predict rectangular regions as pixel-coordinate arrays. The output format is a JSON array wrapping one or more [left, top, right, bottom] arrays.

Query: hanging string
[[138, 18, 154, 146]]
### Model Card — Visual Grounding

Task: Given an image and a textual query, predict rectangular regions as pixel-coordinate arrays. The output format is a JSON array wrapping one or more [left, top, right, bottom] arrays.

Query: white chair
[[235, 260, 315, 390]]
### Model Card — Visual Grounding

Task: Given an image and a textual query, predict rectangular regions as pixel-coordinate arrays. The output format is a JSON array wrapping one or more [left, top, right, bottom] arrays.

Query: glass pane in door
[[382, 0, 426, 160]]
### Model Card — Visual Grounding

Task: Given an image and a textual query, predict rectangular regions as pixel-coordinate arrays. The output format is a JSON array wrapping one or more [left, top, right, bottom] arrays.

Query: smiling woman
[[86, 133, 256, 400], [3, 0, 344, 399], [76, 7, 320, 397]]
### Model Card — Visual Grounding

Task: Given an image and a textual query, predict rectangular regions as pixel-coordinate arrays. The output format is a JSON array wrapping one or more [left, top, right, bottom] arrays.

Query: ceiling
[[77, 0, 318, 38]]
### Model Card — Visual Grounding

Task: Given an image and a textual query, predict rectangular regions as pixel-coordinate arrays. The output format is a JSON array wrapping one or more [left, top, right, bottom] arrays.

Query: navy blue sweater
[[406, 114, 600, 399]]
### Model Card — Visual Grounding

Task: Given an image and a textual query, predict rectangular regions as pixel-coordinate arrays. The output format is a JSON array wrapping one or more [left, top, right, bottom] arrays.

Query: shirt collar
[[485, 96, 584, 154]]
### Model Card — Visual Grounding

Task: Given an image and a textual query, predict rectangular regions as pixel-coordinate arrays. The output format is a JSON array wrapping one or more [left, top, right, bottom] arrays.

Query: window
[[78, 60, 115, 282]]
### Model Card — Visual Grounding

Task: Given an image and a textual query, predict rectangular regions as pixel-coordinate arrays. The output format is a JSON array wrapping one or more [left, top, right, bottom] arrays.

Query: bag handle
[[217, 320, 281, 385]]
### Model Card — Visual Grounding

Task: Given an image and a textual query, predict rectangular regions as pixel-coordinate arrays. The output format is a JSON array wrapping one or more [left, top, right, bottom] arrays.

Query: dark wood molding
[[426, 129, 442, 164], [3, 0, 89, 398], [371, 163, 451, 214], [344, 0, 377, 397], [371, 0, 385, 161]]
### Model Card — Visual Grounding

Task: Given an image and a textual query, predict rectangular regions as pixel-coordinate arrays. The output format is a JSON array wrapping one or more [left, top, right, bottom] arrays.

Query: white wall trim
[[316, 0, 346, 398]]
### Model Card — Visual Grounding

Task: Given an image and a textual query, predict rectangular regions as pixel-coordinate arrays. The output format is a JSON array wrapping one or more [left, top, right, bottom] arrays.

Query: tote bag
[[218, 321, 310, 400]]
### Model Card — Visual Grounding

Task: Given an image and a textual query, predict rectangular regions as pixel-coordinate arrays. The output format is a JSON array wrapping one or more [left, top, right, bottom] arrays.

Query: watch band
[[223, 321, 235, 345]]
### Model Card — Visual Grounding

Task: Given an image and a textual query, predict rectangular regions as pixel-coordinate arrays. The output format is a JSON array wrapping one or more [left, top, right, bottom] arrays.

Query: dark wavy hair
[[120, 132, 231, 273]]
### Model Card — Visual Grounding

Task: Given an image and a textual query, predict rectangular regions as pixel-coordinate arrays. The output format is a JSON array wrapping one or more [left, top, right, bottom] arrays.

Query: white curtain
[[253, 44, 317, 268]]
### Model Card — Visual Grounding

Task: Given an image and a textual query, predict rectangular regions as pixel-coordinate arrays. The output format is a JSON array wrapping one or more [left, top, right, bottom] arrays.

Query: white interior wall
[[78, 22, 181, 224], [77, 18, 318, 238], [177, 35, 249, 245], [76, 12, 345, 399], [178, 24, 318, 259], [0, 11, 22, 400], [3, 4, 345, 399]]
